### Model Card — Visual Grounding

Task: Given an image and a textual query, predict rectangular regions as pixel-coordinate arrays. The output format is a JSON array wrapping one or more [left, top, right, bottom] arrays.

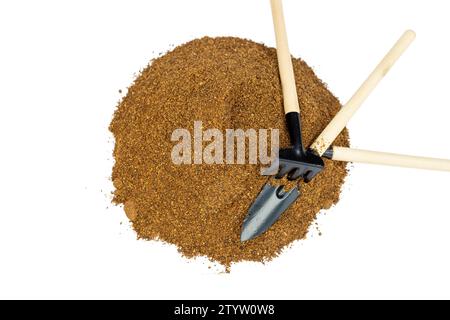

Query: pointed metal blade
[[240, 183, 299, 242]]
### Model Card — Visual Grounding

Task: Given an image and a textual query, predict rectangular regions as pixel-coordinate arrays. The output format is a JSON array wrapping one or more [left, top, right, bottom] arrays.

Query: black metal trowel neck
[[285, 112, 306, 158]]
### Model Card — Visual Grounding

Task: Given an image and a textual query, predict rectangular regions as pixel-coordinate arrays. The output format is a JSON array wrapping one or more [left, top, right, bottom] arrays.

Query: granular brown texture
[[110, 37, 349, 268]]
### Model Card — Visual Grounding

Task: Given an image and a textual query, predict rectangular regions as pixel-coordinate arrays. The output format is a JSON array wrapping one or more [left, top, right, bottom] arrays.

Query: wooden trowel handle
[[327, 147, 450, 172], [310, 30, 416, 156], [271, 0, 299, 114]]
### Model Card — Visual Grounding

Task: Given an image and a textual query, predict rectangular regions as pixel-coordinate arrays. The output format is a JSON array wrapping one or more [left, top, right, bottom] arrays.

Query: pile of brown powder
[[110, 37, 349, 268]]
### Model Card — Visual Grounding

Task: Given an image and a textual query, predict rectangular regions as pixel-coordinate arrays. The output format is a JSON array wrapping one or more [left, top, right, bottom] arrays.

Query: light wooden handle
[[331, 147, 450, 172], [310, 30, 416, 155], [271, 0, 299, 114]]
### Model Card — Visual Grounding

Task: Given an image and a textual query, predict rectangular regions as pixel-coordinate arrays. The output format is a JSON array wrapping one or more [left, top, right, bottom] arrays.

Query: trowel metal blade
[[240, 183, 299, 242]]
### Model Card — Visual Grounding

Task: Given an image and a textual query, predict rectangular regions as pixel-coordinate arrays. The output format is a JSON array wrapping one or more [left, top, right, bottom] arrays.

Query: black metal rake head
[[274, 112, 325, 182], [276, 147, 324, 182]]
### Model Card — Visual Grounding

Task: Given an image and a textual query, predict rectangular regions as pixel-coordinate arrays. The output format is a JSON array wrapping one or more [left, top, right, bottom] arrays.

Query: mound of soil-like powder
[[110, 37, 349, 268]]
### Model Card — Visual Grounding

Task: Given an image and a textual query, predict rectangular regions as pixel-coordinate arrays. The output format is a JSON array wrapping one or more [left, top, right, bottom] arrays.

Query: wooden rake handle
[[326, 147, 450, 172], [270, 0, 299, 114], [310, 30, 416, 156]]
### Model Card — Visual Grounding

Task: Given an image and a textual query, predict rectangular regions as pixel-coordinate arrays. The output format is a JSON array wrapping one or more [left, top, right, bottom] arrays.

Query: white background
[[0, 0, 449, 299]]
